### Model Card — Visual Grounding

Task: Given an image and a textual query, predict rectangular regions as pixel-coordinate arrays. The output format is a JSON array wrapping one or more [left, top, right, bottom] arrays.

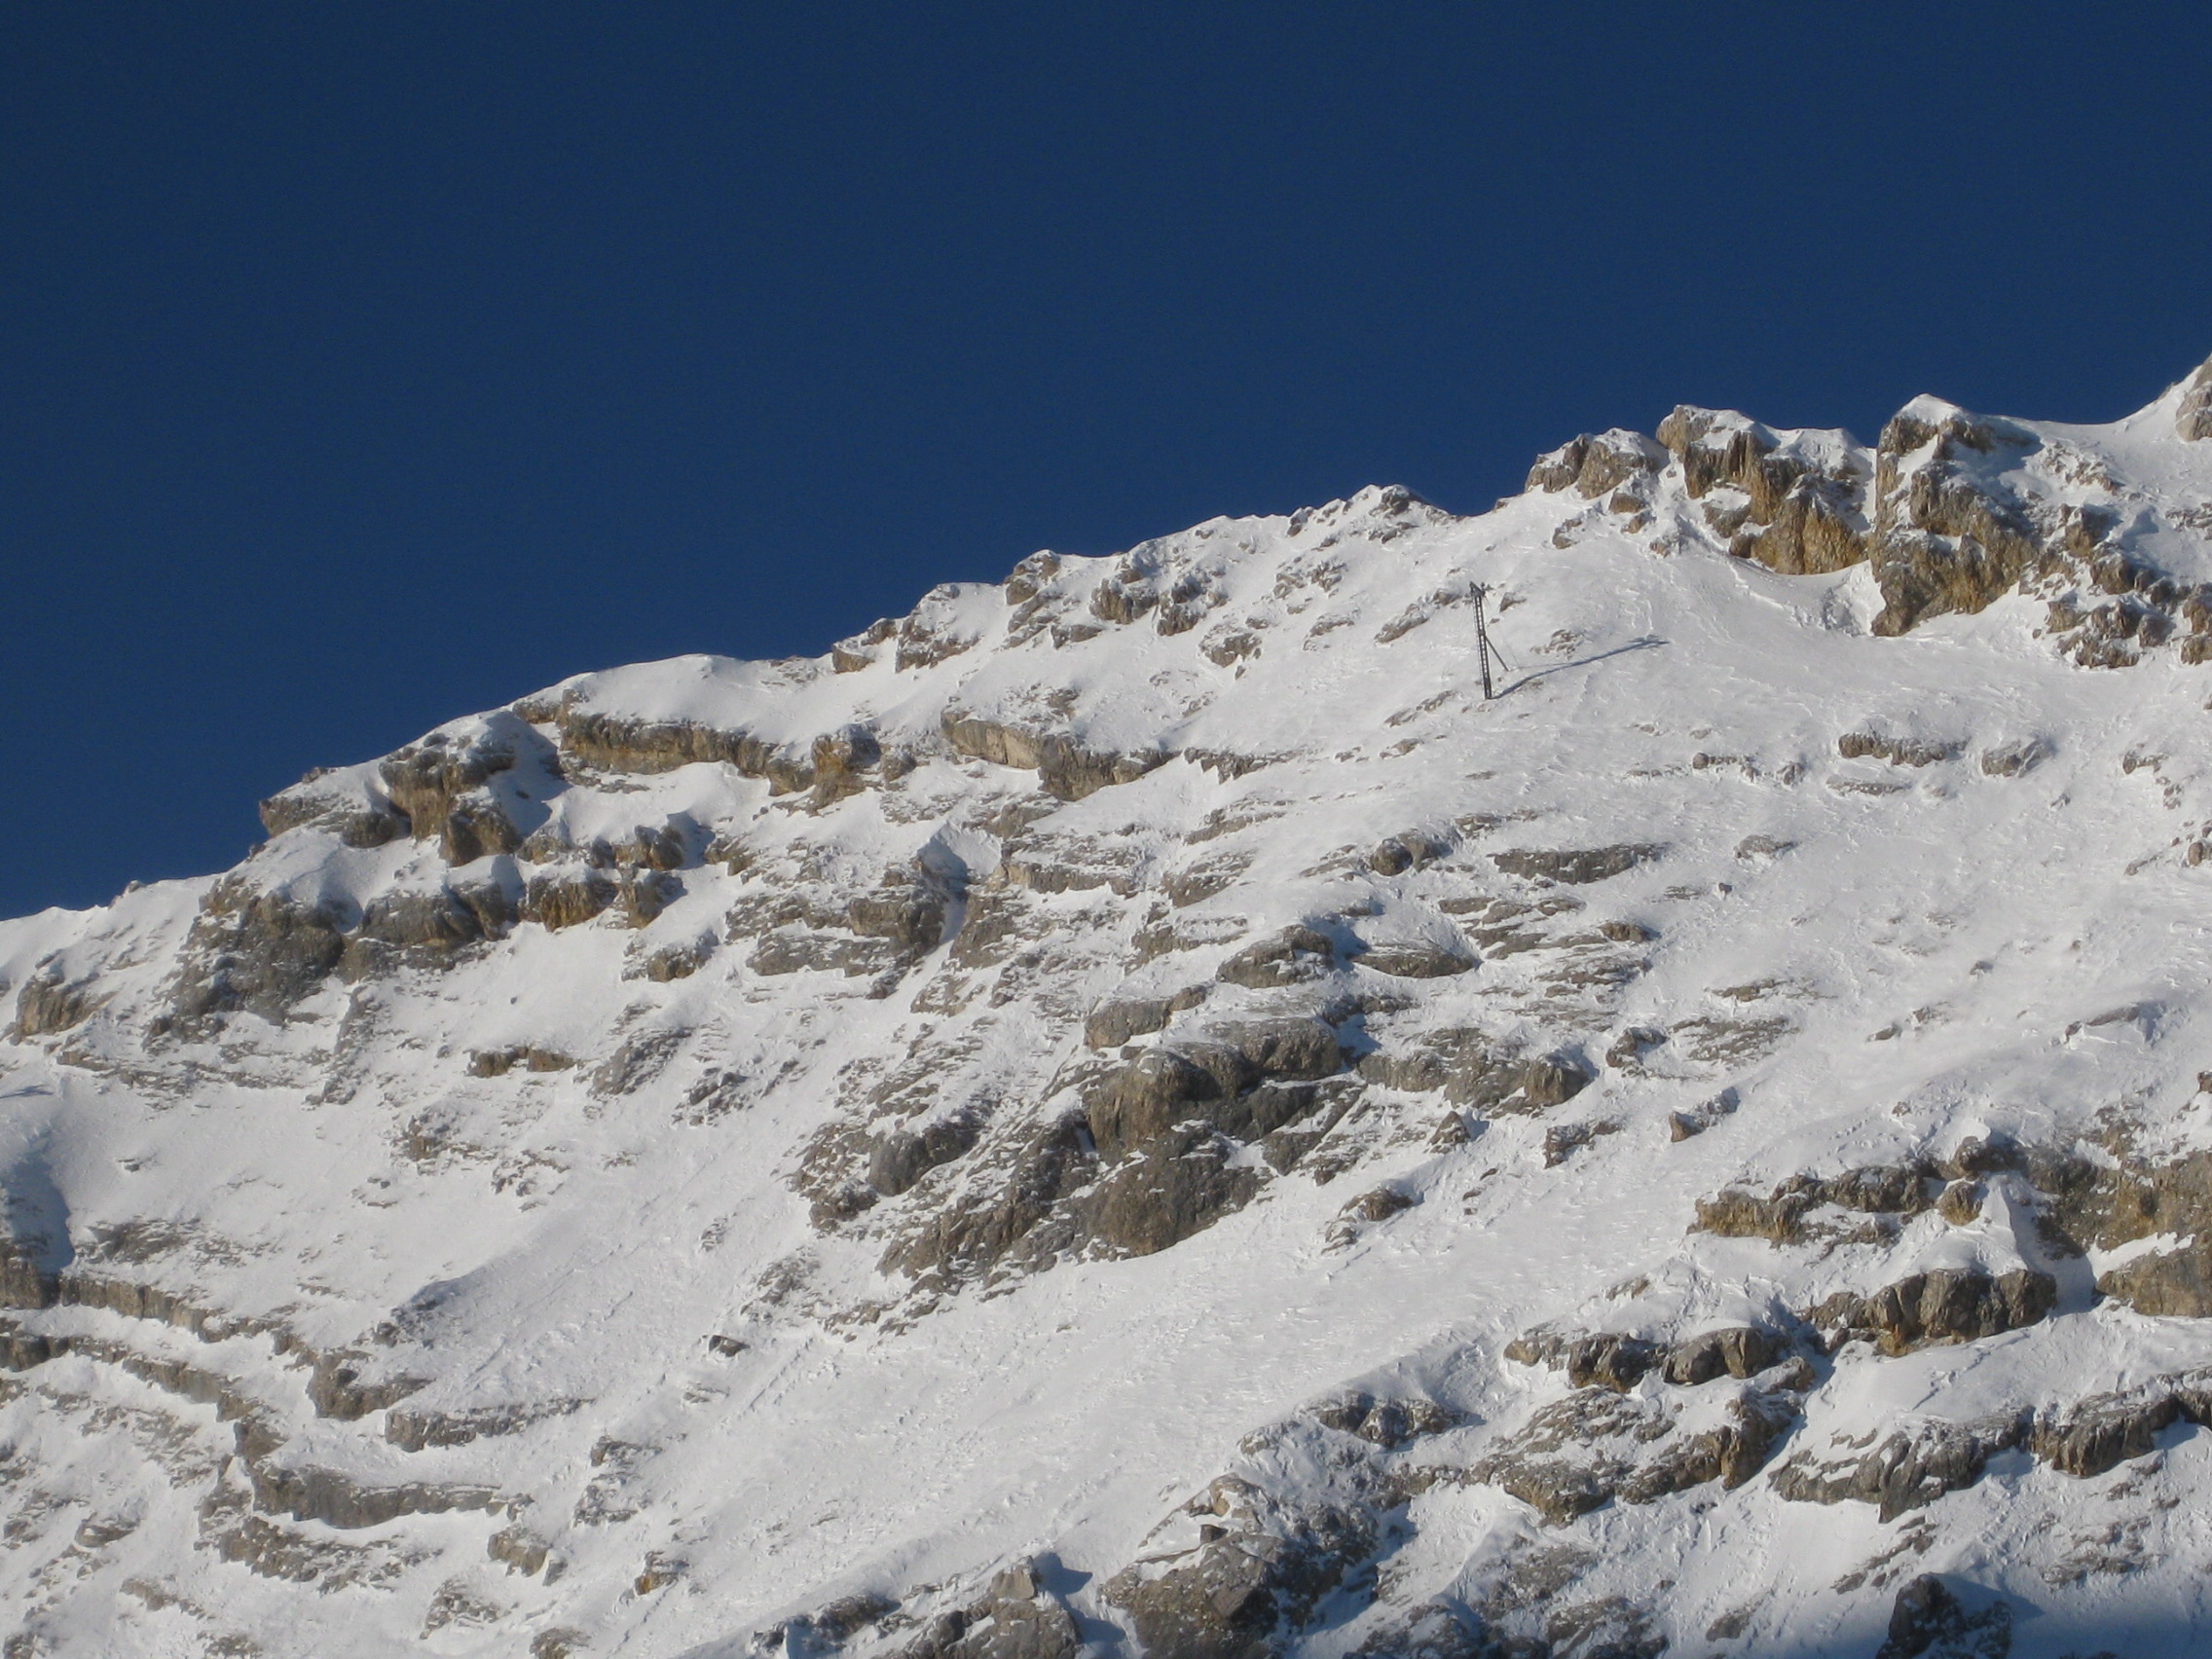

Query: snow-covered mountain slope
[[9, 354, 2212, 1659]]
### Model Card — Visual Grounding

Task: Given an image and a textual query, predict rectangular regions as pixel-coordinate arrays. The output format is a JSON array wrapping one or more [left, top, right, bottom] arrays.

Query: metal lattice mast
[[1472, 583, 1496, 700]]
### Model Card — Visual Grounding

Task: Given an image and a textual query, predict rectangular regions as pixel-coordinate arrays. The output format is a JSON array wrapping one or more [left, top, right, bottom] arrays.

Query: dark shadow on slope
[[1499, 635, 1668, 698], [673, 1572, 2204, 1659], [1, 1129, 74, 1292], [1319, 1569, 2193, 1658], [1035, 1552, 1125, 1653]]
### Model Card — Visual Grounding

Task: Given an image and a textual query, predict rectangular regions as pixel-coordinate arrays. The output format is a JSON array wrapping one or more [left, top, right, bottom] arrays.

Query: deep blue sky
[[5, 5, 2210, 918]]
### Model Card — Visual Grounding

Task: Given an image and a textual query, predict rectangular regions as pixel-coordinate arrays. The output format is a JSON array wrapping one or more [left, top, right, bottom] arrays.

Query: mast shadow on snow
[[1492, 635, 1669, 701]]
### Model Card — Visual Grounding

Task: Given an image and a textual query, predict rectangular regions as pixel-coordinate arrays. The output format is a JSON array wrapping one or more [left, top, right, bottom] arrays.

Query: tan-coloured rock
[[2178, 354, 2212, 442]]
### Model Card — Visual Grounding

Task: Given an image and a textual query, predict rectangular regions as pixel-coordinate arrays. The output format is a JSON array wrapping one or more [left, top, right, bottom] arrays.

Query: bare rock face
[[1105, 1479, 1380, 1659], [1772, 1412, 2029, 1523], [1004, 550, 1062, 608], [377, 719, 547, 861], [1860, 396, 2189, 658], [258, 772, 407, 847], [1659, 1326, 1780, 1386], [2098, 1242, 2212, 1316], [1530, 1332, 1659, 1393], [1469, 1380, 1798, 1526], [811, 723, 883, 802], [1520, 372, 2210, 671], [1490, 845, 1662, 885], [0, 1235, 58, 1309], [1524, 429, 1667, 500], [1506, 1324, 1785, 1393], [1867, 402, 2052, 636], [830, 615, 899, 673], [467, 1045, 573, 1078], [1808, 1268, 2056, 1355], [867, 1113, 981, 1198], [2029, 1375, 2212, 1478], [1515, 1050, 1593, 1109], [1366, 830, 1453, 876], [523, 866, 620, 932], [487, 1524, 554, 1577], [1874, 1575, 2011, 1659], [11, 967, 103, 1038], [347, 879, 515, 974], [168, 878, 349, 1025], [1358, 942, 1474, 979], [1309, 1391, 1456, 1449], [1693, 1162, 1935, 1246], [1977, 736, 2050, 777], [1073, 1022, 1353, 1255], [894, 583, 989, 671], [590, 1028, 687, 1099], [2012, 1141, 2212, 1315], [1656, 405, 1871, 575], [1084, 995, 1176, 1050], [535, 698, 810, 791], [846, 871, 952, 954], [1217, 926, 1342, 988], [1076, 1045, 1264, 1158], [1070, 1141, 1265, 1256], [722, 857, 953, 990], [915, 1563, 1084, 1659], [877, 1113, 1094, 1289], [2178, 354, 2212, 442], [941, 711, 1163, 801], [442, 791, 526, 865], [1838, 730, 1953, 767], [306, 1351, 427, 1420]]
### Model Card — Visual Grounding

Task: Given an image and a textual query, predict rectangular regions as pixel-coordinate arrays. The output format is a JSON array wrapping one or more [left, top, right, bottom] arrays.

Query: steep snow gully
[[10, 355, 2212, 1657]]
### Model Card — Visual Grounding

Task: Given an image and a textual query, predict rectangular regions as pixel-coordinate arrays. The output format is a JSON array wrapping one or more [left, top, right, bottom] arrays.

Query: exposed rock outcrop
[[890, 1563, 1081, 1659], [1982, 1138, 2212, 1315], [1772, 1411, 2029, 1522], [1472, 1379, 1800, 1525], [258, 772, 407, 847], [168, 878, 349, 1025], [1078, 1020, 1354, 1255], [1526, 429, 1667, 501], [538, 703, 810, 791], [11, 966, 104, 1038], [245, 1459, 501, 1531], [1490, 845, 1662, 885], [1807, 1267, 2056, 1355], [1105, 1477, 1381, 1659], [378, 720, 548, 861], [2029, 1371, 2212, 1478], [1656, 405, 1871, 575], [941, 712, 1164, 801], [1838, 730, 1953, 767], [523, 866, 620, 931], [1874, 1575, 2011, 1659], [0, 1237, 56, 1309], [1693, 1162, 1935, 1245], [1217, 926, 1343, 988], [345, 878, 515, 973], [1505, 1325, 1783, 1392], [2178, 354, 2212, 443], [868, 1113, 982, 1198], [1083, 987, 1205, 1050]]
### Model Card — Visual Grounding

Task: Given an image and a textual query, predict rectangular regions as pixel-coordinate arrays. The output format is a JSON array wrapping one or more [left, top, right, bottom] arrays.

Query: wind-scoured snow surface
[[8, 359, 2212, 1658]]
